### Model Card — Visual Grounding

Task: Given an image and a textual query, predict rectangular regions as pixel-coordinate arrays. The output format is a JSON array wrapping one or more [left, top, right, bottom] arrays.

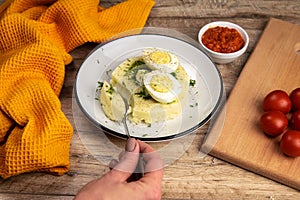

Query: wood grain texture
[[202, 18, 300, 190], [1, 0, 300, 199]]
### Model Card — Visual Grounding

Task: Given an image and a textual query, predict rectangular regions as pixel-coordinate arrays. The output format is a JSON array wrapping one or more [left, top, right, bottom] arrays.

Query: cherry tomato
[[260, 111, 288, 137], [290, 110, 300, 131], [280, 130, 300, 157], [262, 90, 292, 114], [290, 87, 300, 111]]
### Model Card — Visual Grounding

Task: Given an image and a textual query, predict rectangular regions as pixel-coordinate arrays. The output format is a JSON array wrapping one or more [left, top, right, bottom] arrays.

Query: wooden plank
[[1, 0, 300, 199], [202, 18, 300, 190]]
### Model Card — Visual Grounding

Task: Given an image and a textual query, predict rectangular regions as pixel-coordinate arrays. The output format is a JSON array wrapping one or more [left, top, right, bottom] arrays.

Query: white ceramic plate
[[75, 33, 223, 141]]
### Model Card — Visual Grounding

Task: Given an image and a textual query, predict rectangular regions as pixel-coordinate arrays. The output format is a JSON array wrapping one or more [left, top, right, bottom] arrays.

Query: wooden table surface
[[1, 0, 300, 199]]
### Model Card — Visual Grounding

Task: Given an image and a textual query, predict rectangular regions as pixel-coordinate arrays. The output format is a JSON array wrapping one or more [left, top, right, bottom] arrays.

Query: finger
[[109, 138, 140, 182], [124, 140, 163, 197], [118, 135, 139, 160], [118, 150, 125, 161], [138, 140, 164, 173], [108, 159, 118, 170]]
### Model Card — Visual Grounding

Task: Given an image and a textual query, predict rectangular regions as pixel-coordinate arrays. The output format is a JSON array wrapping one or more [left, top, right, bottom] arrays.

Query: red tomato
[[260, 111, 288, 137], [290, 87, 300, 111], [262, 90, 292, 114], [280, 130, 300, 157], [290, 110, 300, 131]]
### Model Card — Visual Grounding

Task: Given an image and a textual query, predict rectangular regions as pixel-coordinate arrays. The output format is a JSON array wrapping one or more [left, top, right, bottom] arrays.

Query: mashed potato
[[100, 81, 125, 121], [100, 48, 190, 124]]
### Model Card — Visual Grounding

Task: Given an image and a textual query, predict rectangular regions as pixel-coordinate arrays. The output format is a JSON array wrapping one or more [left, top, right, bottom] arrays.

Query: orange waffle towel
[[0, 0, 155, 178]]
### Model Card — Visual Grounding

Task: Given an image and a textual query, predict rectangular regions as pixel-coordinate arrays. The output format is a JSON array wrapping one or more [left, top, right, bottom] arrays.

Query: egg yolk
[[149, 51, 171, 64], [150, 75, 173, 93]]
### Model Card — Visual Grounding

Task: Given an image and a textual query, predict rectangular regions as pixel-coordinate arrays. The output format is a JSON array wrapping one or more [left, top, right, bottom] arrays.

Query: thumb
[[109, 138, 140, 182]]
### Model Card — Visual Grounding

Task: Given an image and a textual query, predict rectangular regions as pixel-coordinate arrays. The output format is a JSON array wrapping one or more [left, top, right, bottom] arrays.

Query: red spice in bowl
[[201, 26, 245, 53]]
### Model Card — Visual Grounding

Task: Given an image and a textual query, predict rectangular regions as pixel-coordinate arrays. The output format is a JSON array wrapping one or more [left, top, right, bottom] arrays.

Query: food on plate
[[290, 110, 300, 131], [289, 87, 300, 111], [142, 48, 179, 73], [262, 90, 291, 114], [280, 130, 300, 157], [260, 111, 288, 137], [143, 70, 182, 103], [99, 48, 190, 124], [201, 26, 245, 53], [100, 81, 126, 121]]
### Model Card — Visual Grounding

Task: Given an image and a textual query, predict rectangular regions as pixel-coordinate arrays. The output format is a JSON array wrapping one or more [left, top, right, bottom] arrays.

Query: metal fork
[[118, 92, 145, 181], [119, 93, 131, 138]]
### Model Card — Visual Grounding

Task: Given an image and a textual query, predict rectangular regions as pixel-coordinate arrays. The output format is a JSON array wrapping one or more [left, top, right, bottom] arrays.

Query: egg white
[[142, 48, 179, 73], [143, 70, 182, 103]]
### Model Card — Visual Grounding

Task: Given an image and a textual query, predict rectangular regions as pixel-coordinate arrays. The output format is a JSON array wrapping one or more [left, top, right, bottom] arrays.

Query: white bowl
[[198, 21, 249, 64]]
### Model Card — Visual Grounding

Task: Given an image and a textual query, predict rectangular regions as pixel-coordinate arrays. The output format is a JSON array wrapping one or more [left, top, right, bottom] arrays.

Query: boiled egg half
[[142, 48, 179, 73], [143, 70, 182, 103]]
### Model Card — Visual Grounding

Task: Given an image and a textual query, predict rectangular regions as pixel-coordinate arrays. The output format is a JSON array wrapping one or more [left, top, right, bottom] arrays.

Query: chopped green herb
[[189, 79, 196, 86], [96, 81, 104, 92], [171, 72, 177, 79], [123, 59, 150, 86], [128, 60, 145, 70], [106, 85, 114, 94], [167, 100, 176, 104], [98, 81, 104, 87], [135, 87, 151, 99], [142, 134, 148, 137], [190, 102, 198, 107]]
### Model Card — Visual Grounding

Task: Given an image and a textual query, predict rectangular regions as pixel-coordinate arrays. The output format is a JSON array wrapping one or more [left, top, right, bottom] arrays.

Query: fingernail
[[109, 159, 118, 169], [126, 138, 136, 152]]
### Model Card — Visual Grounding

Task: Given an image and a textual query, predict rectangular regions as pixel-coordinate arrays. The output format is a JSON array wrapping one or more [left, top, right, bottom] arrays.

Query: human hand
[[74, 138, 164, 200]]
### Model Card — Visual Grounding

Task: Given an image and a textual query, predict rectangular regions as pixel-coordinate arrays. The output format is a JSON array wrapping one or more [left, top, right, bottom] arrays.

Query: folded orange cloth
[[0, 0, 155, 178]]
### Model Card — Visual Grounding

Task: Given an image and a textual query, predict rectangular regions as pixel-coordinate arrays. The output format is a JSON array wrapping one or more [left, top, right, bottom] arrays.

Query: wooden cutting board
[[202, 18, 300, 190]]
